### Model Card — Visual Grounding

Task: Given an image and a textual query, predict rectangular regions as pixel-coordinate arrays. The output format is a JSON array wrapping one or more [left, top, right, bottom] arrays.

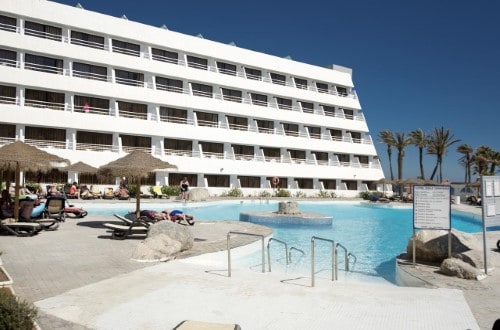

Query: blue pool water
[[86, 201, 485, 283]]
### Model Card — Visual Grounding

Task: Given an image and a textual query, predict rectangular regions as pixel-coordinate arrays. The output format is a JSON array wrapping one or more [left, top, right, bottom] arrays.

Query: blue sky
[[52, 0, 500, 182]]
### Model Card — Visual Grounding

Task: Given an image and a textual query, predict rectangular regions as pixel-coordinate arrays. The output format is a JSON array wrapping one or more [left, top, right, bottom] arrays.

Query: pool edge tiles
[[240, 211, 332, 225]]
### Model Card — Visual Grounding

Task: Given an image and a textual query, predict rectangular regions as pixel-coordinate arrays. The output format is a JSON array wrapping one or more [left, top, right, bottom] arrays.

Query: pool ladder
[[227, 232, 357, 287]]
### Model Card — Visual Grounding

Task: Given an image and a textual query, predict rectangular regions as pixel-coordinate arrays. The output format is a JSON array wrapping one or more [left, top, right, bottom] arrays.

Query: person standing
[[180, 177, 189, 201]]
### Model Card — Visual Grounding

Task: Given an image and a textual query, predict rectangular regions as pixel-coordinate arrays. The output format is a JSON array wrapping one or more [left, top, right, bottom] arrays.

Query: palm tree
[[473, 145, 494, 176], [427, 127, 461, 182], [457, 144, 473, 184], [489, 151, 500, 175], [394, 132, 412, 181], [409, 129, 428, 180], [378, 130, 395, 180]]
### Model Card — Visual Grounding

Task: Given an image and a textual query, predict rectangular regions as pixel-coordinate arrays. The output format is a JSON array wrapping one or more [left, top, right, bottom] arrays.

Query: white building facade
[[0, 0, 384, 197]]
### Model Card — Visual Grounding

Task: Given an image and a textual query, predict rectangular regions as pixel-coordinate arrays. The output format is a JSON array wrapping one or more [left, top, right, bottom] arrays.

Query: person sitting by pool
[[162, 209, 195, 226]]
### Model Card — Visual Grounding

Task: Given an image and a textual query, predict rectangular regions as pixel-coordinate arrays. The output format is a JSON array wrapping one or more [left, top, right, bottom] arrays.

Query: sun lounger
[[104, 218, 150, 240], [103, 187, 115, 200], [173, 320, 241, 330], [0, 217, 43, 236], [139, 186, 153, 199], [152, 186, 165, 198], [43, 196, 66, 223]]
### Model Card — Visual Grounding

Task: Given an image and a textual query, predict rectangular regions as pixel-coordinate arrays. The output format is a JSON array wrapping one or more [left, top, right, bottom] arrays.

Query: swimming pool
[[85, 200, 484, 283]]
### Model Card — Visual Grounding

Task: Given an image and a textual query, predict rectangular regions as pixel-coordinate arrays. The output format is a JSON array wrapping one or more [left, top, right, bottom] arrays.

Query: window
[[245, 67, 262, 80], [356, 155, 369, 165], [0, 15, 16, 32], [221, 88, 242, 102], [152, 48, 178, 64], [337, 153, 350, 164], [316, 82, 329, 93], [0, 123, 16, 138], [350, 131, 362, 143], [343, 109, 354, 119], [329, 129, 342, 141], [121, 135, 151, 149], [74, 95, 109, 115], [205, 175, 229, 187], [25, 89, 65, 110], [226, 116, 247, 131], [0, 49, 16, 67], [165, 139, 192, 153], [195, 111, 218, 127], [323, 105, 336, 117], [24, 21, 61, 41], [301, 102, 314, 114], [307, 126, 321, 139], [25, 126, 65, 142], [73, 62, 107, 81], [70, 31, 104, 49], [112, 39, 140, 56], [256, 119, 274, 134], [251, 93, 267, 106], [314, 152, 329, 165], [76, 131, 112, 148], [233, 144, 254, 160], [0, 85, 16, 104], [282, 123, 299, 137], [159, 107, 187, 124], [117, 101, 147, 120], [294, 78, 307, 89], [321, 179, 336, 189], [115, 69, 144, 87], [191, 83, 213, 98], [262, 147, 280, 161], [289, 149, 306, 162], [25, 54, 63, 74], [156, 77, 183, 93], [200, 142, 224, 155], [217, 62, 237, 75], [238, 176, 260, 188], [270, 73, 286, 85], [187, 55, 208, 70], [336, 86, 348, 96], [276, 97, 292, 110], [296, 178, 313, 189]]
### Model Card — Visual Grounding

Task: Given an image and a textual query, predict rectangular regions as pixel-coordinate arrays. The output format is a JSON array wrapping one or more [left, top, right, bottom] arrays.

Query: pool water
[[86, 201, 485, 284]]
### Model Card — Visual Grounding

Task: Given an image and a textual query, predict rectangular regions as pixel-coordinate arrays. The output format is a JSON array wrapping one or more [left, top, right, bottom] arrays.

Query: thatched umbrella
[[98, 150, 177, 219], [65, 161, 98, 185], [375, 178, 394, 195], [0, 141, 69, 220]]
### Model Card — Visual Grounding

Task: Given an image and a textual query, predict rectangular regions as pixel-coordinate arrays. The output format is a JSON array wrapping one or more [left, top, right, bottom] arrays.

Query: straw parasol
[[65, 161, 98, 174], [375, 178, 395, 195], [0, 141, 69, 220], [98, 150, 177, 219]]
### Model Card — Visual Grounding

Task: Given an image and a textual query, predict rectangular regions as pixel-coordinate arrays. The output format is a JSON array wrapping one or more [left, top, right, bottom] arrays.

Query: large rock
[[132, 221, 194, 261], [440, 258, 486, 280], [406, 229, 492, 270], [188, 188, 210, 201], [277, 201, 300, 215]]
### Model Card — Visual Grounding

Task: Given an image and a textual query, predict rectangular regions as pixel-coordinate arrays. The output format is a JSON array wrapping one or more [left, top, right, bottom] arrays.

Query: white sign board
[[481, 176, 500, 228], [413, 185, 451, 230]]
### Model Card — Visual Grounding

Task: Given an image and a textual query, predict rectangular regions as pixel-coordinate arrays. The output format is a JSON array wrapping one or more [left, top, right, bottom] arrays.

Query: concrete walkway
[[0, 201, 497, 329]]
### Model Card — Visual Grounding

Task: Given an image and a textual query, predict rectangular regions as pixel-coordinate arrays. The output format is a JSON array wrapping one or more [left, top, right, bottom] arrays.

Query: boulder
[[440, 258, 485, 280], [406, 229, 493, 271], [132, 221, 194, 262], [277, 201, 301, 215], [188, 188, 210, 201]]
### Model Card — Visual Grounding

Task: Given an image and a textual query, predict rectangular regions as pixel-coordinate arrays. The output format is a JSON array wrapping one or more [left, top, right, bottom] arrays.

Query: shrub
[[359, 191, 371, 200], [275, 189, 291, 197], [0, 288, 38, 330], [259, 190, 272, 198], [127, 183, 138, 197], [163, 185, 180, 197], [294, 191, 306, 198], [25, 182, 40, 193], [223, 188, 243, 197]]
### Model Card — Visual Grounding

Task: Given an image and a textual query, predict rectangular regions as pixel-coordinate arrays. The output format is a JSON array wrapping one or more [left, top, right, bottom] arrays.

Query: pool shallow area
[[84, 200, 484, 284]]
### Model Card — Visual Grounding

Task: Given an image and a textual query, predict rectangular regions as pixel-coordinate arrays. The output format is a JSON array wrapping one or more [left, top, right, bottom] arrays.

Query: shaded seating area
[[152, 186, 165, 198], [139, 186, 153, 199], [0, 216, 43, 236]]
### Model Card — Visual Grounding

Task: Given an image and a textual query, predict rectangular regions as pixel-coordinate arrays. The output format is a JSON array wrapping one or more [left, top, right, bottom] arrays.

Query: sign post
[[413, 185, 451, 265], [480, 176, 500, 275]]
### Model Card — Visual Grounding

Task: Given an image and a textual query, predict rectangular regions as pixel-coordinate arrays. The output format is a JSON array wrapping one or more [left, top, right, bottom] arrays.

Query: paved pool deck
[[0, 199, 498, 329]]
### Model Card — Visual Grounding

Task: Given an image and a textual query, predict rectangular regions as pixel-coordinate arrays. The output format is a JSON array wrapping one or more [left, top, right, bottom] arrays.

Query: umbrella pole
[[135, 177, 141, 220], [14, 162, 20, 221]]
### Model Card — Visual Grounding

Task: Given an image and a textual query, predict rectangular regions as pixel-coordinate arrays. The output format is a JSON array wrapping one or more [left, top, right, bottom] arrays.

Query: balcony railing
[[74, 105, 109, 115], [25, 62, 64, 75], [24, 99, 65, 111], [0, 95, 18, 105], [76, 142, 114, 152], [24, 28, 62, 41], [0, 58, 18, 68], [122, 145, 151, 153], [112, 46, 140, 57], [115, 76, 144, 87], [118, 109, 147, 120], [24, 138, 66, 149], [73, 70, 108, 82], [0, 22, 17, 33], [70, 38, 105, 50]]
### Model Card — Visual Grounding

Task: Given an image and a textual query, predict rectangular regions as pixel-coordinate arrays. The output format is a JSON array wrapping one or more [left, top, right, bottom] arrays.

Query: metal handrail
[[335, 243, 348, 279], [311, 236, 335, 287], [288, 246, 305, 263], [227, 231, 265, 277], [267, 238, 289, 272]]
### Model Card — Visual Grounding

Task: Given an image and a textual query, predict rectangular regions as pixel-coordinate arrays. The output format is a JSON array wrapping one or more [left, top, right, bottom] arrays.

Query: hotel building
[[0, 0, 384, 196]]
